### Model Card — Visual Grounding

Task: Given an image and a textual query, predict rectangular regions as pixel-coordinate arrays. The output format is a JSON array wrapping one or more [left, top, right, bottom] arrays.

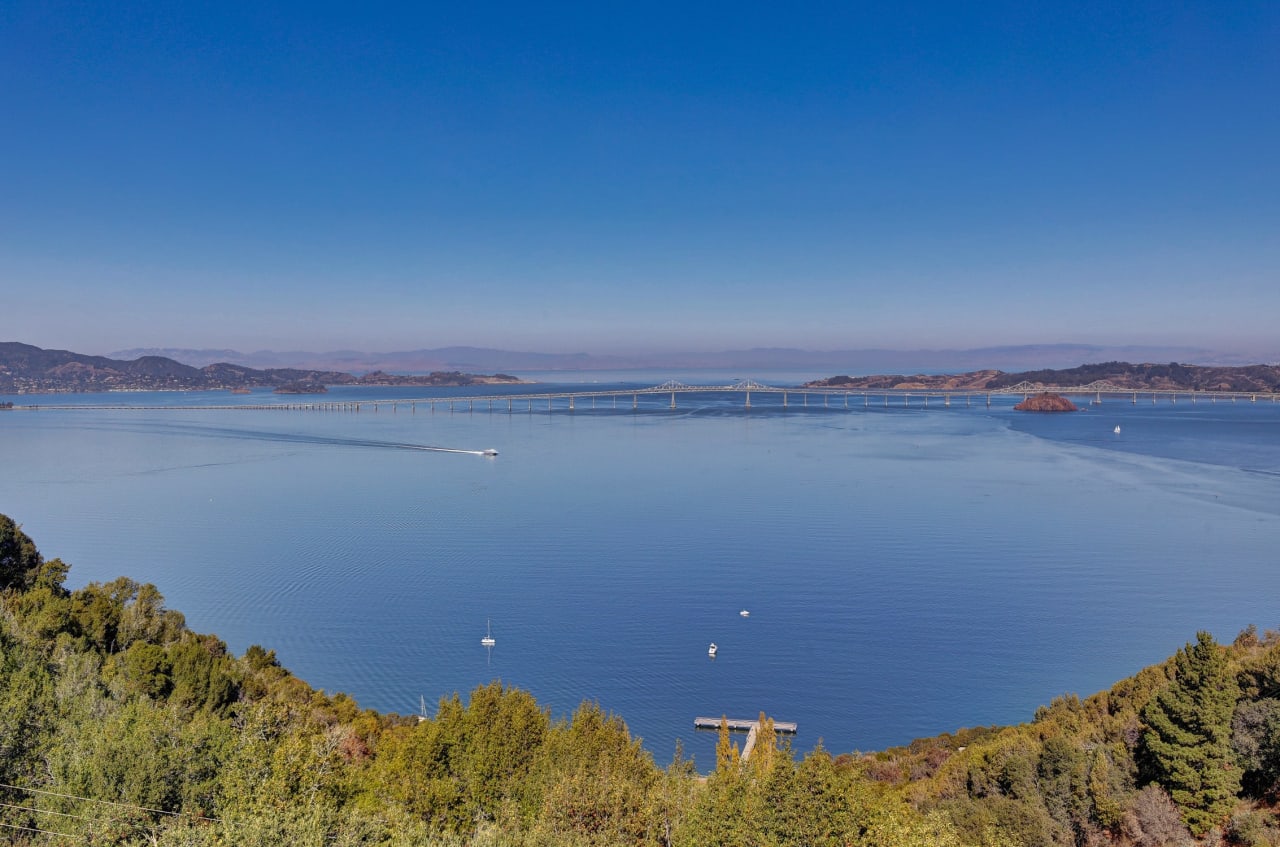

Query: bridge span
[[6, 378, 1279, 414]]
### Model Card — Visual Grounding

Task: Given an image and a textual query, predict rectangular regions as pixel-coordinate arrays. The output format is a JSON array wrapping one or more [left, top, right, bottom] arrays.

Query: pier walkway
[[694, 716, 798, 762]]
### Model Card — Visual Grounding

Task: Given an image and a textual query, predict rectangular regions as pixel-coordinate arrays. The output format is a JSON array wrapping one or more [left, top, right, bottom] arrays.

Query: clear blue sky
[[3, 1, 1277, 356]]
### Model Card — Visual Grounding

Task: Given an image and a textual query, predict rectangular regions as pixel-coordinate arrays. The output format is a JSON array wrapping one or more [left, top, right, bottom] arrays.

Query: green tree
[[0, 514, 42, 592], [1232, 698, 1280, 798], [1140, 631, 1241, 835]]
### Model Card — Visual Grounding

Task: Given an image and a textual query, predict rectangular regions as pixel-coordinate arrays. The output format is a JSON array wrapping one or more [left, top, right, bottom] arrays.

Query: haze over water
[[3, 379, 1278, 767]]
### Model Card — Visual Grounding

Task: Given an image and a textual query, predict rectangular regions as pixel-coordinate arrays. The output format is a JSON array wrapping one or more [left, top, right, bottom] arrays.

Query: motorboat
[[739, 610, 750, 617], [708, 642, 718, 657]]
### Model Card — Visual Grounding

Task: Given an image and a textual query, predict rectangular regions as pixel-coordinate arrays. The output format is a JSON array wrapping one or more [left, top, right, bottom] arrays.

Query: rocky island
[[1012, 392, 1078, 412]]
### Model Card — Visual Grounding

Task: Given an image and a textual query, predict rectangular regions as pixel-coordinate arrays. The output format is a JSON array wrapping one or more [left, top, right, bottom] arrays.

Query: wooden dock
[[694, 716, 798, 762], [694, 716, 798, 734]]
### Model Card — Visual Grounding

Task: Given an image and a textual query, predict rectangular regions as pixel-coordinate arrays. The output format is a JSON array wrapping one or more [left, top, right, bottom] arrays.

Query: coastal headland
[[0, 342, 526, 394], [805, 361, 1280, 394]]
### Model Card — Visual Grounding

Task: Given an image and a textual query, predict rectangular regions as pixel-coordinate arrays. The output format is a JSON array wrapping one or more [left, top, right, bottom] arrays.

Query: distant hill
[[0, 343, 522, 393], [107, 343, 1274, 374], [807, 361, 1280, 393]]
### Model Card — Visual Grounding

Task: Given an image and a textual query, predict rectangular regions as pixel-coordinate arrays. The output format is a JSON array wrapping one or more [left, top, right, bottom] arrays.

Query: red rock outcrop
[[1013, 392, 1078, 412]]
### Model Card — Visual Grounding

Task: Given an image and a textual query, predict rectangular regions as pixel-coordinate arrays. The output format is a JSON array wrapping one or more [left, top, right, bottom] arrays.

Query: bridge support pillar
[[783, 392, 788, 408], [633, 394, 638, 410], [569, 396, 574, 411], [745, 390, 751, 409], [670, 391, 676, 409]]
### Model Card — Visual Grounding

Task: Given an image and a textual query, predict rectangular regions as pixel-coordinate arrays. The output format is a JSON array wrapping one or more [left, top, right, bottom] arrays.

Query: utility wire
[[0, 782, 221, 823], [0, 801, 92, 821], [0, 820, 84, 840]]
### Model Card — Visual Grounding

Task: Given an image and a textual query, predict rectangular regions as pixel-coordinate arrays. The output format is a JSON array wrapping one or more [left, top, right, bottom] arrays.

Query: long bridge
[[5, 378, 1279, 414]]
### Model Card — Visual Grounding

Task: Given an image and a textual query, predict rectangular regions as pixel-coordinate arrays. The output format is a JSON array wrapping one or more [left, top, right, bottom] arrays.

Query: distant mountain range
[[107, 343, 1275, 374]]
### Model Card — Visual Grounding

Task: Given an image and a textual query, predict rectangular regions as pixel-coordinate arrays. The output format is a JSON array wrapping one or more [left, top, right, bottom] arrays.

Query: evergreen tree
[[0, 514, 42, 592], [1139, 631, 1241, 835]]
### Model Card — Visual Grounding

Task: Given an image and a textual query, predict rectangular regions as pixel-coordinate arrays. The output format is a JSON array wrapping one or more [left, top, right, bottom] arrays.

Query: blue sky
[[2, 1, 1277, 357]]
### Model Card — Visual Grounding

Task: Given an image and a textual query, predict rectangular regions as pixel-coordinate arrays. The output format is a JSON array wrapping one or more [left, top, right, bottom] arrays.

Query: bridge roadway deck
[[6, 381, 1279, 412]]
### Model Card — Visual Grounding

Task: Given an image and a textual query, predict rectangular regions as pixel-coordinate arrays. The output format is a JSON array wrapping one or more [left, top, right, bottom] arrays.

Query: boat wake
[[84, 420, 497, 457]]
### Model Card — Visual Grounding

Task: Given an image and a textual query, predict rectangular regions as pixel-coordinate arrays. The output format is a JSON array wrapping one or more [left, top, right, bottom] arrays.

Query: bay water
[[2, 381, 1278, 768]]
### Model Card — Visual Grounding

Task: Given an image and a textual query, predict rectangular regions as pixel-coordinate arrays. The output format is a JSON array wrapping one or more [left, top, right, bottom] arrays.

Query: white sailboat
[[481, 619, 496, 647], [1113, 425, 1121, 434]]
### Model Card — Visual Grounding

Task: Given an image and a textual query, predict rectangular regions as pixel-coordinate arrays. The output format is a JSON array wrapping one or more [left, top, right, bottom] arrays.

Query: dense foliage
[[1, 512, 1278, 845]]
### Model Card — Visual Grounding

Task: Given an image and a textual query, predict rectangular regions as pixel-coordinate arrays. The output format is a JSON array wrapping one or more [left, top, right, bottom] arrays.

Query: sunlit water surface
[[3, 382, 1278, 767]]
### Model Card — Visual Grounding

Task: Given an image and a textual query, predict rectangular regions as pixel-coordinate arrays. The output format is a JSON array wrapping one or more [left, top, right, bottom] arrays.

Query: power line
[[0, 820, 84, 840], [0, 801, 93, 821], [0, 783, 221, 823]]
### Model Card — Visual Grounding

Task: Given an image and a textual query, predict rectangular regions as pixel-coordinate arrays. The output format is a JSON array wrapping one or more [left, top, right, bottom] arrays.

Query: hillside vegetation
[[0, 342, 523, 393], [809, 362, 1280, 394], [2, 513, 1278, 845]]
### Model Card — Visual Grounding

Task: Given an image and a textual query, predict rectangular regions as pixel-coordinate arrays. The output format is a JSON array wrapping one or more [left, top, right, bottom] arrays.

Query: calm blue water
[[2, 382, 1278, 768]]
